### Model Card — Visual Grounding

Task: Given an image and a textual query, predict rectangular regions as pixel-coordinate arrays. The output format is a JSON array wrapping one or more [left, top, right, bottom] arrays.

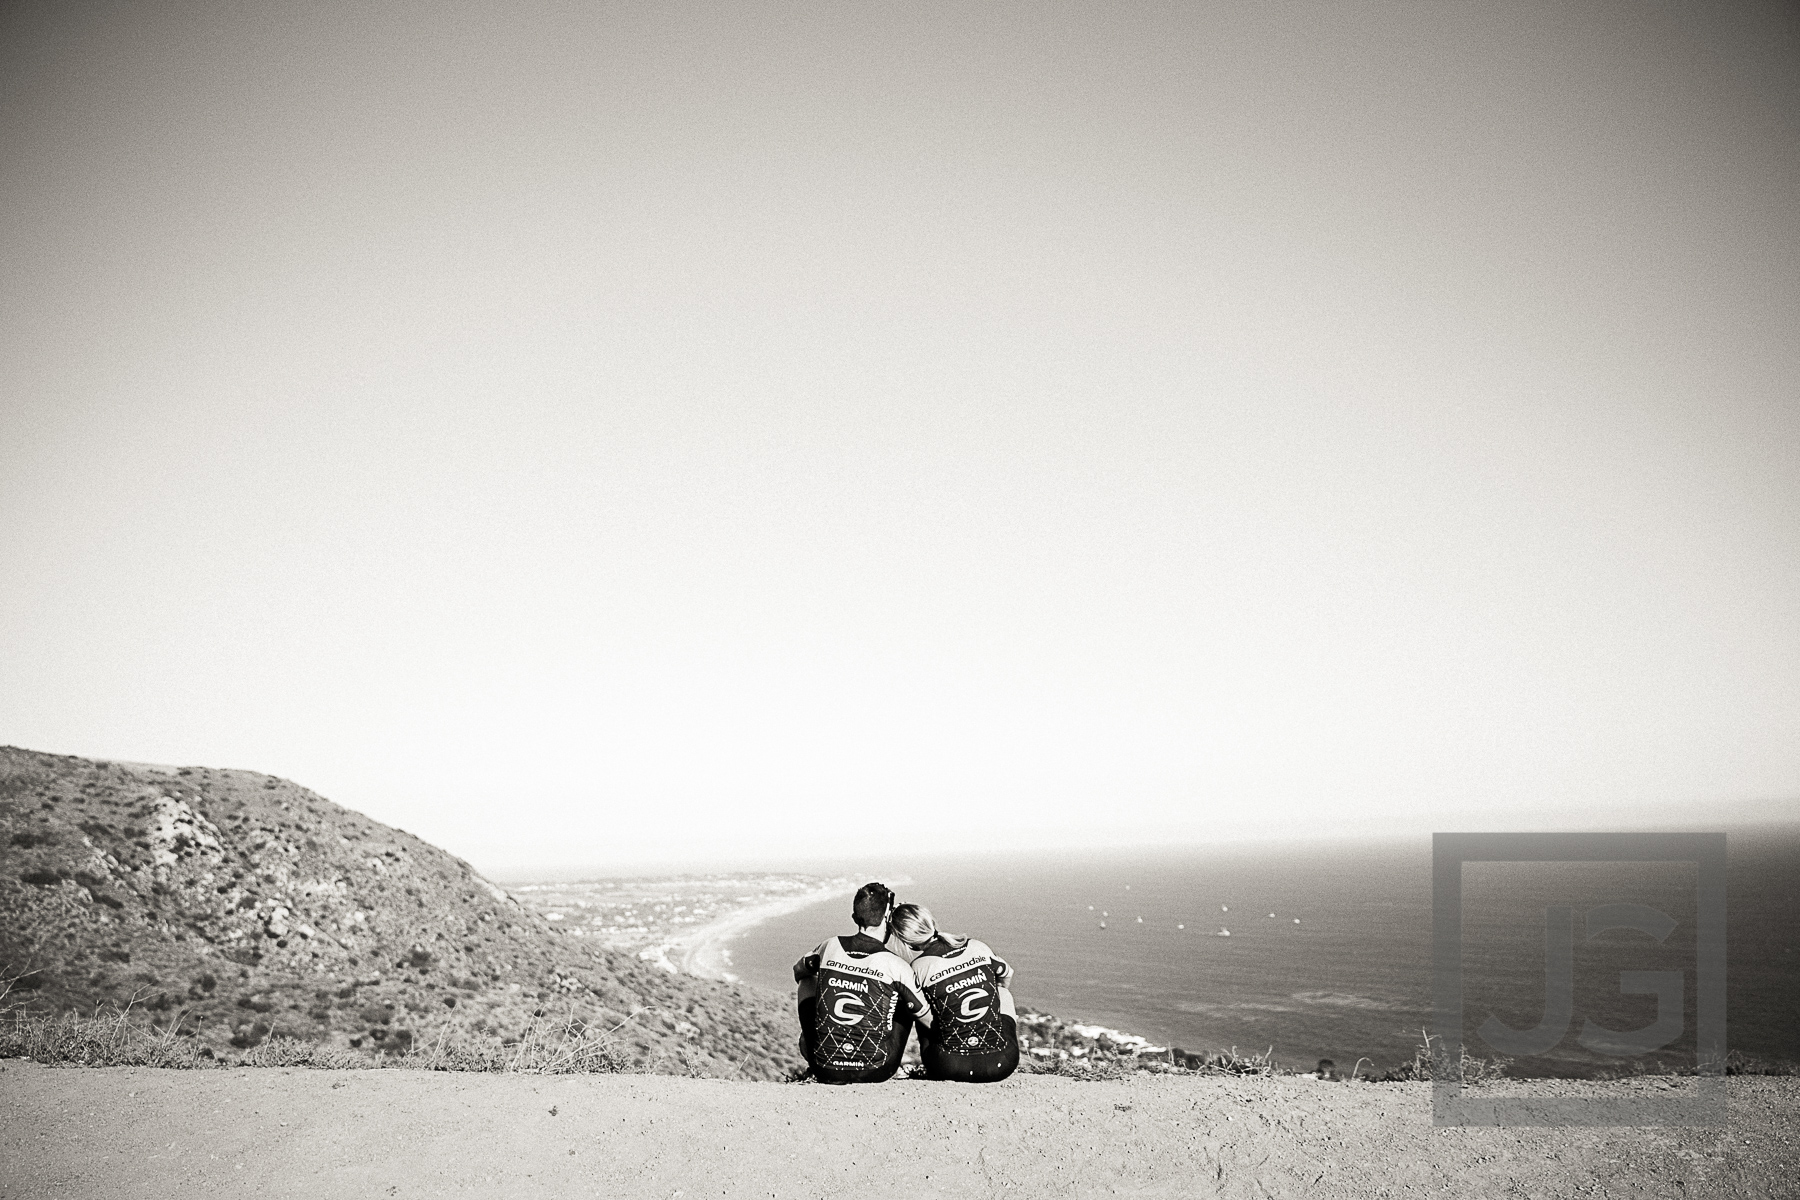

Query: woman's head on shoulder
[[893, 901, 966, 952], [890, 902, 934, 948]]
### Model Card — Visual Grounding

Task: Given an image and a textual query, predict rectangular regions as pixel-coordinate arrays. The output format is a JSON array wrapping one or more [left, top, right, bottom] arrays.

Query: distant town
[[504, 873, 855, 957]]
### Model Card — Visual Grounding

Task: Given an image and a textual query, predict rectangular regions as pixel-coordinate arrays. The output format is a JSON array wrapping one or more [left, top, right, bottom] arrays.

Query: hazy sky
[[3, 1, 1797, 873]]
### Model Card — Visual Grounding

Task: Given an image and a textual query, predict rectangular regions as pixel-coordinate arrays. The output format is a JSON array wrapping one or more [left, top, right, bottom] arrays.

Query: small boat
[[1099, 921, 1107, 929], [1177, 924, 1184, 930], [1216, 928, 1231, 937], [1268, 913, 1276, 918], [1221, 905, 1229, 912], [1293, 918, 1301, 924], [1135, 916, 1143, 923]]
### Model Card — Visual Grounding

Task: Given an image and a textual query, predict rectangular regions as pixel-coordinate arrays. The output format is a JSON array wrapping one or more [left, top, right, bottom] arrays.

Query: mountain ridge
[[0, 745, 802, 1079]]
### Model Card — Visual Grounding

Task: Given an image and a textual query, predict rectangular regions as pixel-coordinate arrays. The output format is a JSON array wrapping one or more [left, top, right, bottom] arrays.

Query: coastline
[[638, 879, 1178, 1059], [639, 880, 860, 981]]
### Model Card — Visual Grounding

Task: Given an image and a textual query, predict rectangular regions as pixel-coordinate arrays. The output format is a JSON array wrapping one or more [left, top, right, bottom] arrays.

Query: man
[[793, 881, 930, 1083]]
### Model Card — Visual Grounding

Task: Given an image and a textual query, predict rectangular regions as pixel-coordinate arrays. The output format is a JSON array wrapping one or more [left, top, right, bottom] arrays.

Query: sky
[[2, 0, 1797, 874]]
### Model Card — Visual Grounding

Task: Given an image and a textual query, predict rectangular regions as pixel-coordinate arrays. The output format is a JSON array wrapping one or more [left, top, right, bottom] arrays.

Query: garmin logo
[[927, 960, 989, 987]]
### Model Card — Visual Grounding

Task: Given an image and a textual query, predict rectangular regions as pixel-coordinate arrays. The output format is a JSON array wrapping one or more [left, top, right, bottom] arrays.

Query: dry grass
[[393, 1012, 634, 1075], [1183, 1046, 1280, 1077], [237, 1036, 365, 1069], [1018, 1054, 1140, 1081], [1364, 1030, 1511, 1084], [1016, 1043, 1281, 1080], [0, 1005, 218, 1069], [1724, 1051, 1800, 1077], [0, 996, 639, 1075]]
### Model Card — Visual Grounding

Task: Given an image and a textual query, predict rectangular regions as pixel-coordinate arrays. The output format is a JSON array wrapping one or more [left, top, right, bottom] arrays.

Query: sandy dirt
[[1, 1061, 1792, 1198]]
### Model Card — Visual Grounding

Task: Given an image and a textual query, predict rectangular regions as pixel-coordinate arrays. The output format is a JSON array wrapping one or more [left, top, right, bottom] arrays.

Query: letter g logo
[[1478, 903, 1683, 1058]]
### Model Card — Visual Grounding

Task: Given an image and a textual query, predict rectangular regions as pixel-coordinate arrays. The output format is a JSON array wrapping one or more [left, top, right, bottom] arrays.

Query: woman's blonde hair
[[891, 902, 959, 949]]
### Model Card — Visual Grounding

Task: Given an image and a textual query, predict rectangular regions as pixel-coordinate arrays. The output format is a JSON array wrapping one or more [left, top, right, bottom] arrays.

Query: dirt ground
[[0, 1060, 1792, 1198]]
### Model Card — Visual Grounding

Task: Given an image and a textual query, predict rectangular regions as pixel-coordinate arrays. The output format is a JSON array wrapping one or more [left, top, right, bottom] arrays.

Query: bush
[[1725, 1051, 1800, 1077], [0, 1007, 216, 1069], [400, 1012, 634, 1074], [1018, 1054, 1141, 1081], [1366, 1031, 1510, 1084], [238, 1036, 363, 1069], [0, 995, 656, 1077]]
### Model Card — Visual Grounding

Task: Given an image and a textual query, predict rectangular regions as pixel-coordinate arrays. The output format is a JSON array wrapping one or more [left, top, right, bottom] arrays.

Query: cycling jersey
[[794, 933, 928, 1079], [910, 936, 1014, 1058]]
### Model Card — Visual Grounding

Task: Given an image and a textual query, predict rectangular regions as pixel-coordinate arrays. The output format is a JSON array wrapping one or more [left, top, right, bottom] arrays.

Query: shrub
[[400, 1012, 636, 1074], [1018, 1054, 1141, 1081], [1725, 1051, 1800, 1077], [0, 1007, 215, 1069], [0, 997, 656, 1076], [238, 1036, 363, 1069], [1368, 1031, 1511, 1084]]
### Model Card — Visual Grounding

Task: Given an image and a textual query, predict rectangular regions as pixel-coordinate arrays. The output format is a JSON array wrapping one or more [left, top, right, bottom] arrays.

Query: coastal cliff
[[0, 746, 801, 1079]]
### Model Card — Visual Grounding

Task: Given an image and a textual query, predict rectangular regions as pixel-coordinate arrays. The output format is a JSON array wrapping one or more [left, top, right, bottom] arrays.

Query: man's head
[[852, 881, 895, 930]]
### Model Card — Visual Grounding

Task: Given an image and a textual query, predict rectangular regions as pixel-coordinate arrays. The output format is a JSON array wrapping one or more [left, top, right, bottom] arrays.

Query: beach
[[2, 1060, 1791, 1198], [657, 880, 859, 981]]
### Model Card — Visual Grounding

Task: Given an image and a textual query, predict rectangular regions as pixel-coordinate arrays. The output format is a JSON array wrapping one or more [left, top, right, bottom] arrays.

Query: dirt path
[[1, 1061, 1790, 1198]]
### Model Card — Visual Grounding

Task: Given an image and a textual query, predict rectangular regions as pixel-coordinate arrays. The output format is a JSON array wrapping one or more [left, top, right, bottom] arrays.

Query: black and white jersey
[[794, 934, 927, 1073], [911, 936, 1014, 1056]]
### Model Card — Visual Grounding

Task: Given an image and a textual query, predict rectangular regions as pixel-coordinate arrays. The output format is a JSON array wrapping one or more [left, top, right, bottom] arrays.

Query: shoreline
[[638, 881, 860, 981], [641, 882, 1179, 1061], [623, 876, 1183, 1063]]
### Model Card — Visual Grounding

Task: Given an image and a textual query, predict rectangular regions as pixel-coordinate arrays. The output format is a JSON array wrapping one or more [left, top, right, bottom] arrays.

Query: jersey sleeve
[[893, 959, 931, 1024], [792, 939, 827, 983], [978, 940, 1014, 985]]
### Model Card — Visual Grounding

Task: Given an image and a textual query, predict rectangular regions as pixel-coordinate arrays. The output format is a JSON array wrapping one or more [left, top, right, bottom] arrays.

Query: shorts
[[797, 996, 912, 1085], [921, 1015, 1019, 1083]]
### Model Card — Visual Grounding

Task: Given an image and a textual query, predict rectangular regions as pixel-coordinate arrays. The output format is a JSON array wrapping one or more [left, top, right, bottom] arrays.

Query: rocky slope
[[0, 746, 802, 1079]]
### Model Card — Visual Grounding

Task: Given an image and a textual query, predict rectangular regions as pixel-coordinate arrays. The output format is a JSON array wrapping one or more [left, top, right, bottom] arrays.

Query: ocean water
[[726, 830, 1800, 1077]]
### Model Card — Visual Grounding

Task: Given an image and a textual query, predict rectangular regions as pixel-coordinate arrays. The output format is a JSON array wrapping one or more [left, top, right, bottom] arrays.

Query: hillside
[[0, 746, 803, 1079]]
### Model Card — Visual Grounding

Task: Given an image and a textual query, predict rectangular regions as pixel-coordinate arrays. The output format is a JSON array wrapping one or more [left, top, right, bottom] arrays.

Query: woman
[[889, 902, 1020, 1083]]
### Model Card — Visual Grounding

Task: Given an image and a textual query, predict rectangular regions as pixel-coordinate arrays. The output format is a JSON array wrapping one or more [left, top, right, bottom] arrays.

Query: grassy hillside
[[0, 746, 802, 1079]]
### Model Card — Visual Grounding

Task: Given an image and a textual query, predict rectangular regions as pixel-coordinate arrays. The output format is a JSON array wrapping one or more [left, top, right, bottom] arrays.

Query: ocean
[[724, 829, 1800, 1077]]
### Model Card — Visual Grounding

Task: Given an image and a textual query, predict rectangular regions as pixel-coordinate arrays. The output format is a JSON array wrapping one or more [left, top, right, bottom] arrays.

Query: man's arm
[[896, 963, 933, 1029], [792, 940, 826, 983]]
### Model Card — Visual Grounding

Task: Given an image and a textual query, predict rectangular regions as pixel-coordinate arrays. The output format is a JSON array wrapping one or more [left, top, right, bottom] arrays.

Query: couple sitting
[[793, 881, 1019, 1085]]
